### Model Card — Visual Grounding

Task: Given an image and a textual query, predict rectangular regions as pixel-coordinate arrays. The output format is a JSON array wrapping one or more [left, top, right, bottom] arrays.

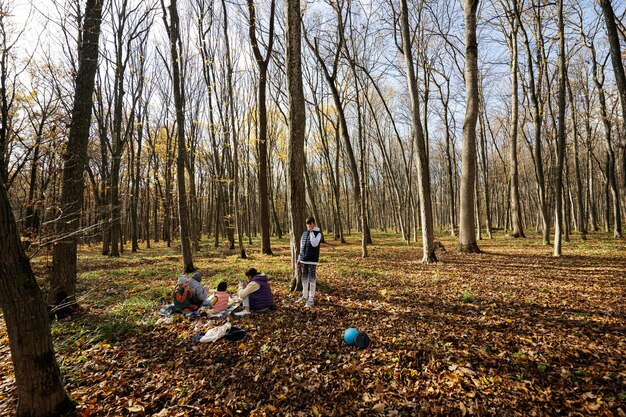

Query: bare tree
[[518, 0, 549, 244], [49, 0, 104, 312], [553, 0, 567, 256], [285, 0, 305, 291], [222, 0, 246, 258], [578, 8, 622, 238], [304, 1, 372, 251], [399, 0, 436, 263], [161, 0, 194, 271], [499, 0, 525, 238], [459, 0, 481, 253], [0, 175, 74, 416], [599, 0, 626, 212], [247, 0, 276, 255]]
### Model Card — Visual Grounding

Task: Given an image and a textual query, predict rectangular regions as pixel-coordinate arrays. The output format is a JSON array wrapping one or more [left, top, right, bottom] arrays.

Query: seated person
[[190, 271, 210, 306], [178, 271, 209, 306], [206, 281, 230, 314], [235, 268, 273, 316]]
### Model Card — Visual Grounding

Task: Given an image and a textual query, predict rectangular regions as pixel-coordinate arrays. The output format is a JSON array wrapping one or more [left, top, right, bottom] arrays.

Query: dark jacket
[[249, 274, 273, 311], [299, 227, 322, 264]]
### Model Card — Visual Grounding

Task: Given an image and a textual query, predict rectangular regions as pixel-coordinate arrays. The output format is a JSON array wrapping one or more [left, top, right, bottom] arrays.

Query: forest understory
[[1, 231, 625, 416]]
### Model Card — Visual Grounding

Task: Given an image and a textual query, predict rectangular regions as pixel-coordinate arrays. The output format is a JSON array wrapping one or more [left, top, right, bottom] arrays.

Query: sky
[[4, 0, 625, 150]]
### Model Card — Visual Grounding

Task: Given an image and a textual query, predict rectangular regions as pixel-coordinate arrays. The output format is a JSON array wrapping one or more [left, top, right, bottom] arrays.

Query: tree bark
[[459, 0, 481, 253], [553, 0, 566, 256], [304, 13, 371, 248], [585, 36, 622, 238], [247, 0, 275, 255], [567, 79, 586, 239], [507, 6, 525, 238], [399, 0, 436, 263], [600, 0, 626, 215], [478, 92, 493, 239], [0, 178, 74, 417], [518, 1, 549, 244], [162, 0, 194, 271], [49, 0, 103, 311], [285, 0, 306, 291], [224, 0, 247, 258]]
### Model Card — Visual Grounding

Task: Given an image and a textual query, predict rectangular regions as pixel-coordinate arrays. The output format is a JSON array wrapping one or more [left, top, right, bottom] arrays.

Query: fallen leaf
[[127, 404, 144, 413]]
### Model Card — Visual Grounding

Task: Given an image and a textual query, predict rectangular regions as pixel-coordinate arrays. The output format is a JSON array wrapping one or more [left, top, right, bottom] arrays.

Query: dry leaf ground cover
[[1, 231, 626, 416]]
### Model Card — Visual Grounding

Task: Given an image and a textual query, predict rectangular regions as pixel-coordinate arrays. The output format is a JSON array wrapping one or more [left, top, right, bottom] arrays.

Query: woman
[[235, 268, 273, 316]]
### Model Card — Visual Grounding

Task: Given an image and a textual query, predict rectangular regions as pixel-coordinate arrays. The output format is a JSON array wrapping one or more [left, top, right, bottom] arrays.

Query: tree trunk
[[285, 0, 306, 291], [553, 0, 566, 256], [508, 11, 524, 238], [478, 97, 493, 238], [459, 0, 481, 253], [162, 0, 194, 271], [399, 0, 436, 262], [49, 0, 103, 311], [518, 2, 549, 244], [24, 122, 44, 234], [600, 0, 626, 213], [0, 178, 74, 417], [131, 108, 144, 252], [305, 23, 371, 248], [587, 38, 622, 238], [224, 0, 247, 258], [587, 138, 598, 232], [247, 0, 275, 255], [567, 79, 586, 239]]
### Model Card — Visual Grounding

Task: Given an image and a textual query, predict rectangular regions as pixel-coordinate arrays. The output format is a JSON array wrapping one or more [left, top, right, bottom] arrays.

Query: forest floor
[[1, 231, 626, 416]]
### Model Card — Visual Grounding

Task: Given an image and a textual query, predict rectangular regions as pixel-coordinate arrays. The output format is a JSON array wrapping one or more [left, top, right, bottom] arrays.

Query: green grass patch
[[460, 292, 474, 303]]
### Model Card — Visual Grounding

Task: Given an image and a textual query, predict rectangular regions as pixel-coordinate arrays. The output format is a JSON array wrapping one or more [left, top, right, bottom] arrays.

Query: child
[[207, 282, 229, 314], [297, 216, 322, 308]]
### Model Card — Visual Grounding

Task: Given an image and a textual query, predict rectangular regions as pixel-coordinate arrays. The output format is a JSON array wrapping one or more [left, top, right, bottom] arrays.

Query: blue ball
[[344, 328, 359, 345]]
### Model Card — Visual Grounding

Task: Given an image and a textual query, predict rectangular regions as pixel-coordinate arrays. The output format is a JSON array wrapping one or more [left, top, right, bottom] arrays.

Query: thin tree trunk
[[507, 8, 524, 238], [399, 0, 436, 262], [49, 0, 103, 311], [478, 95, 493, 238], [586, 38, 622, 238], [518, 1, 549, 244], [567, 79, 586, 239], [224, 0, 246, 258], [553, 0, 566, 256], [285, 0, 306, 291], [600, 0, 626, 212], [459, 0, 481, 253], [247, 0, 275, 255], [162, 0, 194, 271]]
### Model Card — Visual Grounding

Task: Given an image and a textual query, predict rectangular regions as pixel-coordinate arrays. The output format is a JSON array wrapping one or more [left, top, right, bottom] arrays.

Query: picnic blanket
[[200, 302, 240, 318], [158, 296, 240, 318]]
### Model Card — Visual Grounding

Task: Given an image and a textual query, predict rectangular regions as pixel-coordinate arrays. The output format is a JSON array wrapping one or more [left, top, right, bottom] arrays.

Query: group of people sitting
[[172, 216, 323, 317], [174, 267, 274, 317]]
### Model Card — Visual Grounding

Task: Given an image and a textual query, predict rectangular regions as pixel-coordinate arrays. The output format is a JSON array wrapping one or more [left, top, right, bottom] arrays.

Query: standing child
[[297, 216, 322, 308]]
